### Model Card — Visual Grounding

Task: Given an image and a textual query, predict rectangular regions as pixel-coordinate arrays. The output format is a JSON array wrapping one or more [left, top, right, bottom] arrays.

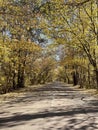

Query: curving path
[[0, 82, 98, 130]]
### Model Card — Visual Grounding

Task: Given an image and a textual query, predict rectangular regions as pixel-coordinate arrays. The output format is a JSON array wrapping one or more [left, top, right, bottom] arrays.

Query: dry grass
[[0, 84, 44, 102]]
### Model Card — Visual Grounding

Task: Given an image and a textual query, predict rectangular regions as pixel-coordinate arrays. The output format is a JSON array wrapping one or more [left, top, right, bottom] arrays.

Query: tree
[[40, 0, 98, 88], [0, 0, 46, 93]]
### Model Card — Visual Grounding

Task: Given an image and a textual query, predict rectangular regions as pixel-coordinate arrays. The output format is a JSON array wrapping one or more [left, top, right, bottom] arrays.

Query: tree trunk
[[73, 71, 78, 86], [12, 71, 16, 89], [95, 69, 98, 89], [17, 66, 25, 88], [88, 63, 91, 87]]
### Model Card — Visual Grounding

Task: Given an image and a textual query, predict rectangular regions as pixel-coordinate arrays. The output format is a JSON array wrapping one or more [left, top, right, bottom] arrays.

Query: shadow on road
[[0, 82, 98, 130], [0, 105, 98, 130], [3, 83, 79, 105]]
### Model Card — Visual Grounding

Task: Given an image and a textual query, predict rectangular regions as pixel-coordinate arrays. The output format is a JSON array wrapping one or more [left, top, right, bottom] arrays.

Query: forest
[[0, 0, 98, 94]]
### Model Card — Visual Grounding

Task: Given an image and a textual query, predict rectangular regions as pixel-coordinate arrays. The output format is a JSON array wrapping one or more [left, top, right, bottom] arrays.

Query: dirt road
[[0, 82, 98, 130]]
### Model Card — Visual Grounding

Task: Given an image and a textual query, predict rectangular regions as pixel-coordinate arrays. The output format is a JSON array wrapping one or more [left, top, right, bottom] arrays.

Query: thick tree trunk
[[73, 71, 79, 86], [95, 70, 98, 89], [17, 66, 25, 88]]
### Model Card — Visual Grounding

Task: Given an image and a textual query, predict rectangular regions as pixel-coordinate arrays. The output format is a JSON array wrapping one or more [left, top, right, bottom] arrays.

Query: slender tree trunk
[[88, 63, 91, 87], [12, 71, 16, 89], [17, 65, 21, 88]]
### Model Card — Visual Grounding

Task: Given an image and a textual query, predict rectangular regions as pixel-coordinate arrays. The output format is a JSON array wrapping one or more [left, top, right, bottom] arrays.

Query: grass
[[0, 84, 44, 103]]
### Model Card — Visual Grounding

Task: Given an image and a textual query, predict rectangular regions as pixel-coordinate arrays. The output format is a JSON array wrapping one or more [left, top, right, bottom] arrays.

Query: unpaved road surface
[[0, 82, 98, 130]]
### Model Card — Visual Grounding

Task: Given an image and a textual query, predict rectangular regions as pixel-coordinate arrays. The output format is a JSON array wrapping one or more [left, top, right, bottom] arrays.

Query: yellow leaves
[[55, 38, 65, 45], [0, 77, 5, 84], [1, 77, 5, 81], [0, 40, 10, 62], [10, 40, 41, 52], [0, 0, 4, 5], [51, 0, 64, 5], [60, 48, 89, 69]]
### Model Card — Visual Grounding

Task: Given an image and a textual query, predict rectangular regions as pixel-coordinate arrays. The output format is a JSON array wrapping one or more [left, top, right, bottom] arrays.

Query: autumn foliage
[[0, 0, 98, 93]]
